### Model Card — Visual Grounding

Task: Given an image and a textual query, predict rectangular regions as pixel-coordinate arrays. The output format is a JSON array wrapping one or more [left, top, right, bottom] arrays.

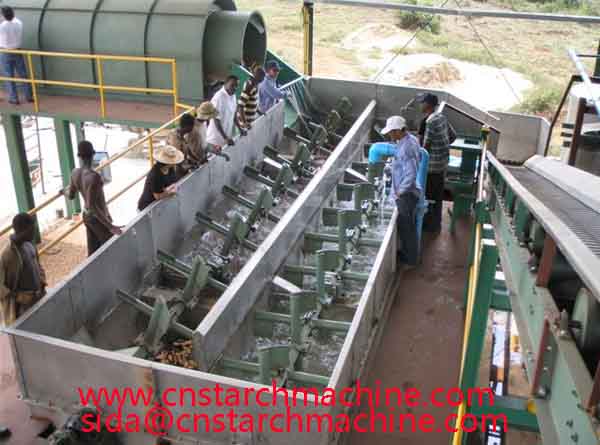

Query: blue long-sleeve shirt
[[392, 133, 421, 198], [368, 142, 397, 163], [259, 75, 286, 113]]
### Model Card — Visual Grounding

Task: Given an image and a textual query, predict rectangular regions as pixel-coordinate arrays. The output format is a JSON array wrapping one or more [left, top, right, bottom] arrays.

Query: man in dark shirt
[[419, 93, 456, 233], [0, 213, 46, 326], [65, 141, 122, 256], [138, 145, 184, 211]]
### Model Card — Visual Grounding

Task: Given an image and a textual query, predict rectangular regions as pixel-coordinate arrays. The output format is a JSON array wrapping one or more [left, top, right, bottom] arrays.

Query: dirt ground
[[238, 0, 598, 112]]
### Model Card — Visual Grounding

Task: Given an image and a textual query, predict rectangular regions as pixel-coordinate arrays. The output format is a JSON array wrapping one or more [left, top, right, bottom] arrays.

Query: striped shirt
[[423, 110, 456, 174], [239, 79, 259, 124]]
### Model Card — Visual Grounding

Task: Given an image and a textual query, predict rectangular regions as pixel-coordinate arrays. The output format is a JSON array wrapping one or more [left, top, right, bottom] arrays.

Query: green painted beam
[[460, 240, 499, 395], [54, 119, 81, 217], [490, 289, 512, 312], [3, 114, 35, 215], [470, 395, 539, 432]]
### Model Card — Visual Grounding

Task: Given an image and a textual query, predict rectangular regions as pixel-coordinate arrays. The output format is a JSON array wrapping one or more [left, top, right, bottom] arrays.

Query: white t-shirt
[[207, 87, 237, 147], [0, 18, 23, 49]]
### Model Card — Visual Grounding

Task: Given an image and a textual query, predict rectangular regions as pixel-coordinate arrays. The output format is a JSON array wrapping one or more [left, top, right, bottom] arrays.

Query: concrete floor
[[0, 334, 48, 445], [349, 208, 469, 445]]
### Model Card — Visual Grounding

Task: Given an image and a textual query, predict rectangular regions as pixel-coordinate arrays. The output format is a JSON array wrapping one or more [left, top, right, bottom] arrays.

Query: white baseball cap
[[381, 116, 407, 135]]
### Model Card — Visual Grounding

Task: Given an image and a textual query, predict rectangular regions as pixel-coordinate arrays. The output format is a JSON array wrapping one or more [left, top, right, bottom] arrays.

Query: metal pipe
[[26, 53, 39, 113], [96, 58, 106, 118], [568, 48, 600, 118], [315, 0, 600, 24], [37, 171, 148, 256], [0, 109, 186, 238], [302, 1, 314, 76], [0, 48, 174, 63]]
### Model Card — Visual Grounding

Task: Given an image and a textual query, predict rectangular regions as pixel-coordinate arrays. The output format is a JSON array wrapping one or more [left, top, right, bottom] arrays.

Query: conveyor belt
[[508, 167, 600, 258]]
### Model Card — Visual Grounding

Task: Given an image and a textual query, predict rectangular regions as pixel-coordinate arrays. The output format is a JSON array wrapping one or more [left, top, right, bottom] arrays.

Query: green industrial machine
[[13, 0, 267, 103]]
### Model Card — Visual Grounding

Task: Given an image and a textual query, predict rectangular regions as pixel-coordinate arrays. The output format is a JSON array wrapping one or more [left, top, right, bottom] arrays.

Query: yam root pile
[[154, 340, 199, 369]]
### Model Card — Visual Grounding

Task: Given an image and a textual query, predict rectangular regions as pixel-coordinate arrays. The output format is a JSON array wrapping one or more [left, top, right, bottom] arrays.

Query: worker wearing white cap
[[381, 115, 421, 267]]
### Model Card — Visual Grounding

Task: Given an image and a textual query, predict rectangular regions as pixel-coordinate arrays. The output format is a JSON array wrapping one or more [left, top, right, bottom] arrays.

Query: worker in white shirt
[[207, 75, 247, 148], [0, 7, 33, 105]]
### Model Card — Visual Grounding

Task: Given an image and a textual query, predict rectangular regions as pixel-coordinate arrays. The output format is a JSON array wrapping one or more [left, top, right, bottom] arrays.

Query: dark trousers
[[396, 193, 419, 266], [83, 214, 113, 256], [424, 172, 445, 232]]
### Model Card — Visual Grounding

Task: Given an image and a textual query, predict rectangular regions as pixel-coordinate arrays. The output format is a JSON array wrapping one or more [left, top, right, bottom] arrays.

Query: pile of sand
[[404, 62, 463, 88], [377, 53, 533, 111]]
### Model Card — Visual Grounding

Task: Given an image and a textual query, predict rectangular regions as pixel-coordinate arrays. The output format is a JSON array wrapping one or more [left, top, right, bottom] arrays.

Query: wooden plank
[[536, 235, 556, 288]]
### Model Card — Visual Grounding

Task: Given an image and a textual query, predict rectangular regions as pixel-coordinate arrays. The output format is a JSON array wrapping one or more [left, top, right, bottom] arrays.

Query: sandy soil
[[340, 24, 533, 111], [378, 53, 533, 111]]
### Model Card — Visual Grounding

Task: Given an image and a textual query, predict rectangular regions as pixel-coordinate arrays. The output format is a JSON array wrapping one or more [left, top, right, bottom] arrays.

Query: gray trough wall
[[327, 205, 398, 444], [195, 100, 378, 370], [308, 77, 547, 163], [13, 102, 284, 339]]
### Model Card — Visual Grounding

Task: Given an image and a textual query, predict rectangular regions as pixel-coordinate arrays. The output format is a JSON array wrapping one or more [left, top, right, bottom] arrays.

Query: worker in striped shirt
[[419, 93, 456, 233], [238, 66, 265, 130]]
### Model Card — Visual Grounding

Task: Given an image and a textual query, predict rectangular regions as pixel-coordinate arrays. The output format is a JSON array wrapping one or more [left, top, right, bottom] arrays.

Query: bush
[[516, 87, 562, 115], [397, 0, 441, 34]]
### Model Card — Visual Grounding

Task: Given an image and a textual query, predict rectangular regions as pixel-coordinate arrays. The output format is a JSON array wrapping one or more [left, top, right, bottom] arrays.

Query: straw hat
[[155, 145, 184, 165], [196, 101, 218, 120]]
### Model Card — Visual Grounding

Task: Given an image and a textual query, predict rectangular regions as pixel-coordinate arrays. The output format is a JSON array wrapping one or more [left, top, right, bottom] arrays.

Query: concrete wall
[[194, 100, 377, 369]]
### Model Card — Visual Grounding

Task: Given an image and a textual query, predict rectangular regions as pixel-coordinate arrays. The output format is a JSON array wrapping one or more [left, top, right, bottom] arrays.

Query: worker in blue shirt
[[381, 116, 421, 267], [259, 60, 287, 114]]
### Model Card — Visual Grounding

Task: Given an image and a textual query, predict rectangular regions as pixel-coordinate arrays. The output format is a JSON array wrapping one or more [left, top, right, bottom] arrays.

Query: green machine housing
[[11, 0, 267, 103]]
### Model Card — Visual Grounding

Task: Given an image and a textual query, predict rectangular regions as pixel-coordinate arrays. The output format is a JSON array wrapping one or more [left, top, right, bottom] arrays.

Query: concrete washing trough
[[3, 96, 397, 445], [3, 78, 548, 444]]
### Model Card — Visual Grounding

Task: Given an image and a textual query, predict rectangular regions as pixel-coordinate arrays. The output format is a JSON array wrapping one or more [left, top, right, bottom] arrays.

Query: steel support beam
[[54, 118, 81, 217], [470, 395, 539, 432], [460, 240, 499, 394], [3, 114, 35, 215], [316, 0, 600, 24], [488, 157, 599, 444]]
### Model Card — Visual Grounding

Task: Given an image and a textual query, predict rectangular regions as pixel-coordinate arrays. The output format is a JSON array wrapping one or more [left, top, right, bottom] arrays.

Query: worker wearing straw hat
[[138, 145, 184, 211], [169, 101, 227, 177]]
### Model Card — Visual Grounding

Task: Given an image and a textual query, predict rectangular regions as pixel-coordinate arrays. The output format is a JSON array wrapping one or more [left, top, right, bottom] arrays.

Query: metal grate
[[508, 167, 600, 257]]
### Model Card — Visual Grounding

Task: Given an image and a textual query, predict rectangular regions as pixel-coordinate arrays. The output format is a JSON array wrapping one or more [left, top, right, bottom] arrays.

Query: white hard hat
[[381, 116, 407, 135]]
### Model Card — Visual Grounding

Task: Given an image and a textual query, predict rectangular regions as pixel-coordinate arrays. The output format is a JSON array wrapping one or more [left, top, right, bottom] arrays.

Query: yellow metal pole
[[26, 53, 40, 113], [148, 134, 155, 167], [451, 127, 490, 445], [96, 57, 106, 118], [302, 1, 314, 76], [38, 171, 148, 256], [171, 60, 179, 118]]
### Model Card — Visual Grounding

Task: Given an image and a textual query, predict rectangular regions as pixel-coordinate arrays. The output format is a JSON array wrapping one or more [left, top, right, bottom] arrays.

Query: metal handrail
[[568, 48, 600, 118], [0, 107, 193, 243], [0, 48, 179, 118]]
